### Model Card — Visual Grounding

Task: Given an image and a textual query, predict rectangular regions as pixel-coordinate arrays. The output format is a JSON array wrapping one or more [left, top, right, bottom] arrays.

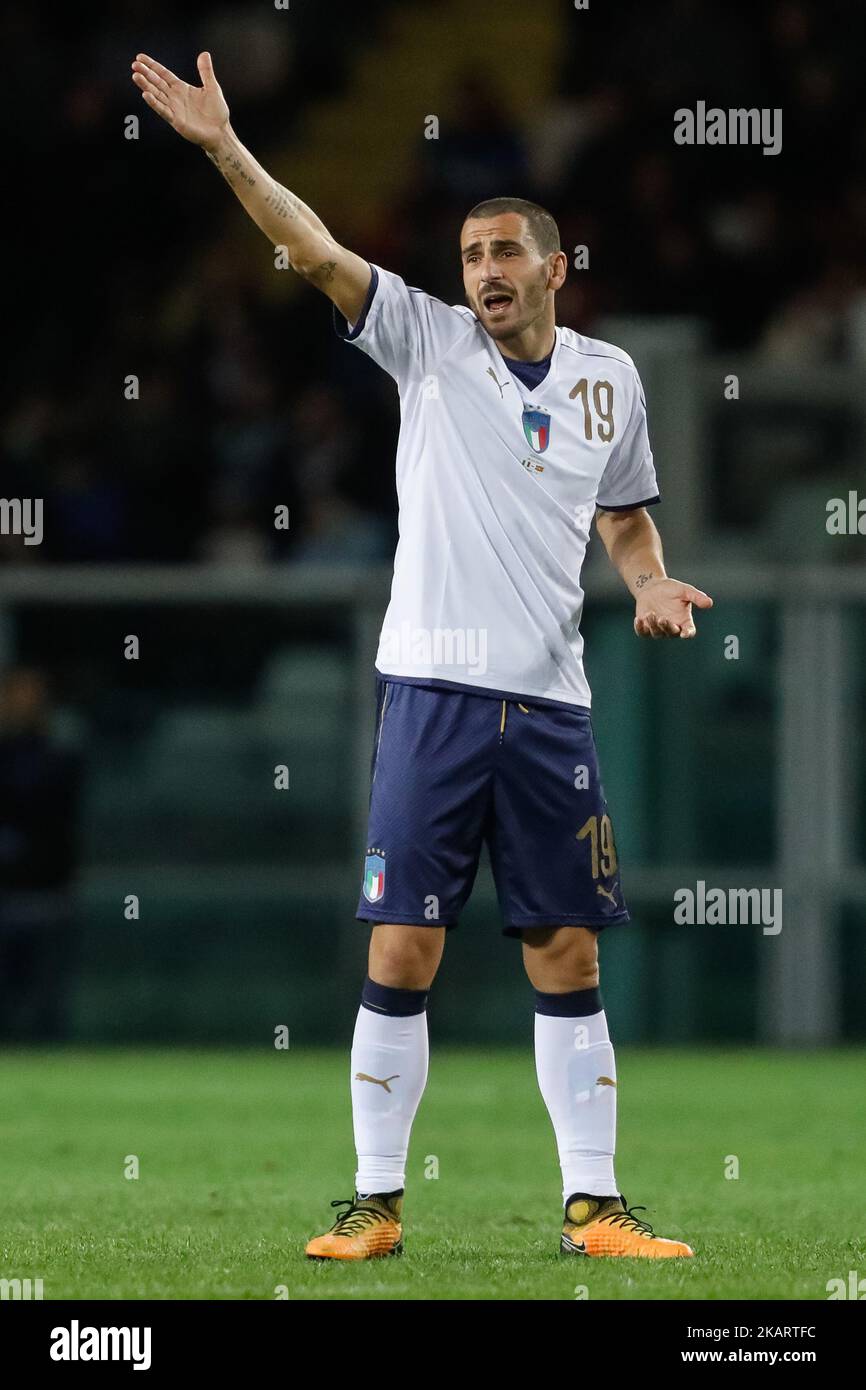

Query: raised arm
[[130, 51, 371, 324]]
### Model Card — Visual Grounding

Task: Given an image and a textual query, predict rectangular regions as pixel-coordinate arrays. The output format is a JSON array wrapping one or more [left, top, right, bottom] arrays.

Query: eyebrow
[[460, 238, 525, 259]]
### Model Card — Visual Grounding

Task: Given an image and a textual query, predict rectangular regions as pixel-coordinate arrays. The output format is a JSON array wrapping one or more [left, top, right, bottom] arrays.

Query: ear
[[548, 250, 568, 291]]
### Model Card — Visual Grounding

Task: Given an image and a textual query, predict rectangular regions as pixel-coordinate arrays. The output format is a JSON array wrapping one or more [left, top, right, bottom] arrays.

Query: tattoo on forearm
[[226, 155, 255, 187], [206, 144, 255, 189], [264, 183, 300, 220], [635, 572, 655, 589], [206, 146, 234, 188]]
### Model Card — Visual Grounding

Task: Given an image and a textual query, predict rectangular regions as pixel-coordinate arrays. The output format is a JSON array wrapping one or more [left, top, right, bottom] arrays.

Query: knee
[[523, 926, 599, 992], [571, 959, 600, 990], [573, 934, 599, 988], [554, 946, 598, 991], [369, 923, 444, 990]]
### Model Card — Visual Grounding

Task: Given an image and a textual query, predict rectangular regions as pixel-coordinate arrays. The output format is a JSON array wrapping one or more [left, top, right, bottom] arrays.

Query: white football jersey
[[337, 264, 660, 708]]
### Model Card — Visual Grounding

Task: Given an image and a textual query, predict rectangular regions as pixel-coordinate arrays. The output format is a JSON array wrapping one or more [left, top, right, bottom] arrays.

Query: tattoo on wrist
[[635, 572, 655, 589]]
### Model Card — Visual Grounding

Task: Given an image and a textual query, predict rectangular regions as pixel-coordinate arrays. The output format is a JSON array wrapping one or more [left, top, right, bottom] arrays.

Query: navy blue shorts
[[357, 677, 629, 937]]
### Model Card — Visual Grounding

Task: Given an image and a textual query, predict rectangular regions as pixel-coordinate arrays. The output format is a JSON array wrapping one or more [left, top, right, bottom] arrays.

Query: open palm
[[131, 51, 229, 150], [634, 577, 713, 639]]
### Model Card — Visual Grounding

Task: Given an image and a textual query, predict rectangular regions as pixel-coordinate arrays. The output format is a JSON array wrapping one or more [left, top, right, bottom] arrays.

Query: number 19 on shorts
[[576, 814, 618, 879]]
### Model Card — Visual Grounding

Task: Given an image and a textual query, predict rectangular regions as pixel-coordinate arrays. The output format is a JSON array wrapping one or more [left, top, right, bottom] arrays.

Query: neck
[[495, 316, 556, 363]]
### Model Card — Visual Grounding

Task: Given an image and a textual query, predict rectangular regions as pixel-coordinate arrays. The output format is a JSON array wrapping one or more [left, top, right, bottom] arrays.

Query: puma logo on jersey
[[486, 367, 511, 398], [596, 884, 617, 906], [596, 1076, 617, 1087], [355, 1072, 400, 1092]]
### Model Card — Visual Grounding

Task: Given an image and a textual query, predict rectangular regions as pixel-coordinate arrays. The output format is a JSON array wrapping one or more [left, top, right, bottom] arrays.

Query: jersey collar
[[492, 326, 562, 402]]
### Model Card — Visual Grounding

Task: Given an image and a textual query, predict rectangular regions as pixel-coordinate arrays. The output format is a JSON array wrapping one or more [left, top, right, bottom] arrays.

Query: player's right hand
[[131, 52, 229, 151]]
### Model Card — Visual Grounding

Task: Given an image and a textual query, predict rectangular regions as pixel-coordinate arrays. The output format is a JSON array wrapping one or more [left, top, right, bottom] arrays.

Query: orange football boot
[[561, 1193, 694, 1258], [305, 1190, 404, 1260]]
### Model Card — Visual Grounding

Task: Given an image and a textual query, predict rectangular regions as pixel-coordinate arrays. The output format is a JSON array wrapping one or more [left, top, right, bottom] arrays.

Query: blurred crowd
[[0, 668, 81, 1039], [3, 0, 865, 566]]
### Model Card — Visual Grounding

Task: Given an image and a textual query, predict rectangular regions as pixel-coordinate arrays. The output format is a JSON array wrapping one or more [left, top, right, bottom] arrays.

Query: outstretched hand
[[131, 52, 229, 150], [634, 577, 713, 639]]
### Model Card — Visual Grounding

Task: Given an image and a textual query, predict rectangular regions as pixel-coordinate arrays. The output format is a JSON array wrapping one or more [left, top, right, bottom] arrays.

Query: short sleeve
[[333, 262, 471, 383], [595, 368, 660, 511]]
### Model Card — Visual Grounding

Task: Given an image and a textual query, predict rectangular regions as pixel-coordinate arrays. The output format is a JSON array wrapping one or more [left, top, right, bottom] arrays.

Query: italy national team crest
[[363, 848, 386, 903], [522, 407, 551, 454]]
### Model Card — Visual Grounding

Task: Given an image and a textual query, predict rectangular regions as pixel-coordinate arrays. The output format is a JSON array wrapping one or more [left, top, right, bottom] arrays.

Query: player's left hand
[[634, 577, 713, 639]]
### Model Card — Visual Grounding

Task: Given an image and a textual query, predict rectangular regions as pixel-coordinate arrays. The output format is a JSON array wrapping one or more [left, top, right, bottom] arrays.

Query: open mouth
[[482, 292, 513, 315]]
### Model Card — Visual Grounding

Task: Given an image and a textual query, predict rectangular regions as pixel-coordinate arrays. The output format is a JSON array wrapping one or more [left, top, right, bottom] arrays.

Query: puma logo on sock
[[355, 1072, 400, 1092]]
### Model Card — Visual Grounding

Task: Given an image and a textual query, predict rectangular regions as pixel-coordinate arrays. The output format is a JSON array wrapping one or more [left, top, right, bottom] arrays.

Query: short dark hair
[[463, 197, 561, 258]]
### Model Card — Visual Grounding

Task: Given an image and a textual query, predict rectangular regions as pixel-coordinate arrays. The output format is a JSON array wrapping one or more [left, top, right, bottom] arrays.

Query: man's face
[[460, 212, 553, 340]]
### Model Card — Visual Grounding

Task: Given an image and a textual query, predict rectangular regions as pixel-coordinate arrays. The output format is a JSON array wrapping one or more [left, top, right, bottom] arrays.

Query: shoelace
[[600, 1204, 656, 1237], [328, 1197, 391, 1238]]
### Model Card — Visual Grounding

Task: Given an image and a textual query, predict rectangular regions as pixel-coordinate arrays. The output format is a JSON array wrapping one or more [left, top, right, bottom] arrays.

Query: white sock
[[351, 993, 429, 1195], [534, 1002, 618, 1207]]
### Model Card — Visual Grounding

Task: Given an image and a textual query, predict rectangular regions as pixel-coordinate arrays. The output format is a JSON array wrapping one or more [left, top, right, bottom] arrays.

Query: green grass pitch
[[1, 1046, 862, 1300]]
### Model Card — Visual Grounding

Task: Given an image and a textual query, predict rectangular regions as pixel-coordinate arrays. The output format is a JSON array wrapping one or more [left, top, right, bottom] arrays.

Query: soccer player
[[133, 52, 712, 1261]]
